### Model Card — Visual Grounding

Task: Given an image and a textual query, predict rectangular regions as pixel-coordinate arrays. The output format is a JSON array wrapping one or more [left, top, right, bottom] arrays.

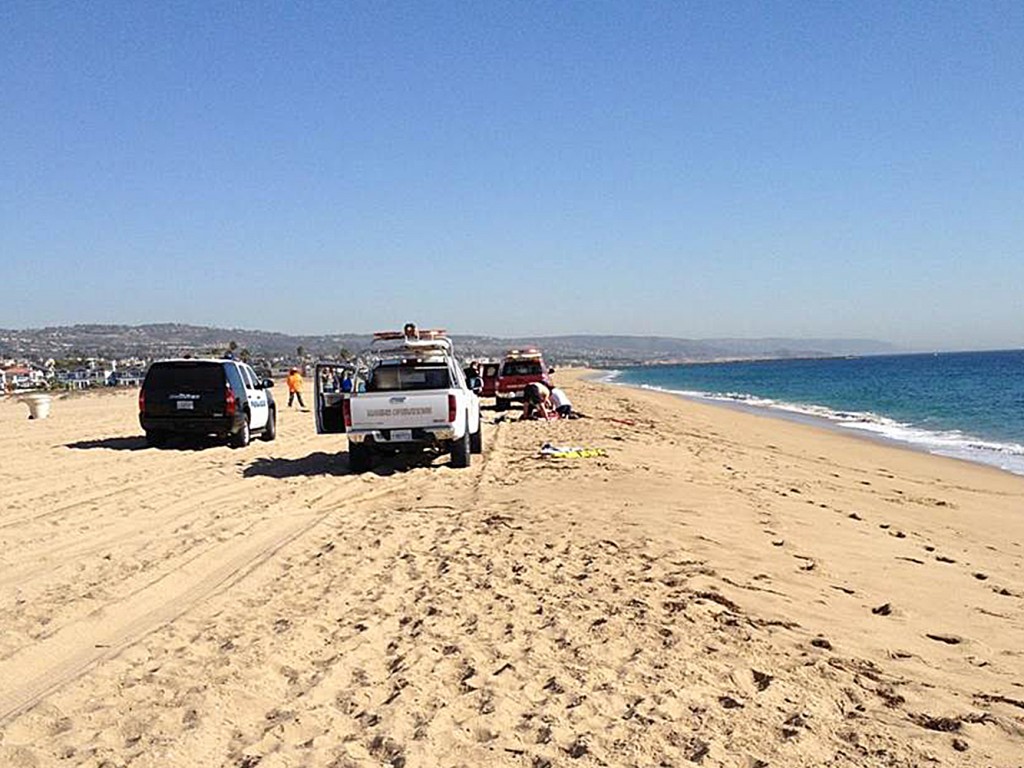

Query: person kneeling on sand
[[522, 382, 551, 420], [549, 385, 574, 418]]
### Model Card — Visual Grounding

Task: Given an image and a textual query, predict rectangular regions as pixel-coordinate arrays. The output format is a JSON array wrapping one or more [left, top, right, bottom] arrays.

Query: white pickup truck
[[315, 330, 483, 472]]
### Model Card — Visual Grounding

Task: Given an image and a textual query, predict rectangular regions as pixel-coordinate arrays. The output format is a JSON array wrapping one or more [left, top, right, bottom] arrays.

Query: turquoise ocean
[[610, 349, 1024, 476]]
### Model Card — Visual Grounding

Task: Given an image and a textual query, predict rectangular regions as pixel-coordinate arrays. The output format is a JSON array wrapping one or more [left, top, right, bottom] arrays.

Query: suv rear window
[[501, 361, 542, 377], [368, 364, 452, 392], [145, 362, 225, 390]]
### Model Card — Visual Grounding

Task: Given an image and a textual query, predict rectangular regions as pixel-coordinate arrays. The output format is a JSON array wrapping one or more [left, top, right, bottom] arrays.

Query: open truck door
[[314, 362, 352, 434]]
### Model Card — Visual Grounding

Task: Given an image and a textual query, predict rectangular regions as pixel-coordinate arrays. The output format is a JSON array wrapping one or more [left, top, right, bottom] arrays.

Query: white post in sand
[[21, 393, 52, 420]]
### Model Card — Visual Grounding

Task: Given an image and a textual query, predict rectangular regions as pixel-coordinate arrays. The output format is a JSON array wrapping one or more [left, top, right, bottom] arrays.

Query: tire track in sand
[[0, 513, 322, 724], [0, 474, 420, 724]]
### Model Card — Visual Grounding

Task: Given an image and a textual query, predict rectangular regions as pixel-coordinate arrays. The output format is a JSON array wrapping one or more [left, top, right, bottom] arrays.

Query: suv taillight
[[138, 389, 145, 413], [342, 398, 352, 428], [225, 386, 236, 416], [447, 394, 457, 423]]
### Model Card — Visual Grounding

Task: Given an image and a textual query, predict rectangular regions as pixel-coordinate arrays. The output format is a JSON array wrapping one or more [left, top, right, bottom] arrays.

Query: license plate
[[391, 429, 412, 442], [176, 401, 194, 410]]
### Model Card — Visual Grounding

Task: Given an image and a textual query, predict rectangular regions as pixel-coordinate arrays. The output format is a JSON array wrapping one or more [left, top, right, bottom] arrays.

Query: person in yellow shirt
[[286, 368, 305, 409]]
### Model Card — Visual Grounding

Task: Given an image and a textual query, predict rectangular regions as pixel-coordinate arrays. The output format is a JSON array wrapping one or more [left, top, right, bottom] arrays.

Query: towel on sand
[[540, 443, 607, 459]]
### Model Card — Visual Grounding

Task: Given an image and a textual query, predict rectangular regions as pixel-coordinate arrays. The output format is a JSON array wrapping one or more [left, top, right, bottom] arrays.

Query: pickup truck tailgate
[[349, 392, 451, 429]]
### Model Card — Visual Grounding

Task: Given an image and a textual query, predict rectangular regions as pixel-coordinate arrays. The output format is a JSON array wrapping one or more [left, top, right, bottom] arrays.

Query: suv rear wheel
[[145, 430, 168, 448], [231, 416, 251, 448]]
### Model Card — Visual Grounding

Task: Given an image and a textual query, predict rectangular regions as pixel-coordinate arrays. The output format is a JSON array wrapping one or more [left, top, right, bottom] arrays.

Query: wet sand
[[1, 372, 1022, 767]]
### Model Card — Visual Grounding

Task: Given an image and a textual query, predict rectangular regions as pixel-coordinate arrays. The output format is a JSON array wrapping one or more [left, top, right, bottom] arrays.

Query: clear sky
[[2, 2, 1022, 351]]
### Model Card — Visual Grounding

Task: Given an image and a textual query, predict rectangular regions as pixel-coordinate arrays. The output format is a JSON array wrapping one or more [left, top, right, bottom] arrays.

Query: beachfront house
[[55, 365, 114, 389], [2, 366, 46, 390], [110, 368, 145, 387]]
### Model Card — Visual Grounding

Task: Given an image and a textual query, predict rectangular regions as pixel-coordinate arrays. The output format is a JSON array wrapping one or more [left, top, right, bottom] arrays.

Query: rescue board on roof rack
[[373, 328, 448, 340], [369, 333, 454, 360]]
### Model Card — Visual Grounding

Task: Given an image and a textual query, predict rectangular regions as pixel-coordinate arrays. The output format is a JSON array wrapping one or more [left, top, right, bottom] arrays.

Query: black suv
[[139, 359, 276, 447]]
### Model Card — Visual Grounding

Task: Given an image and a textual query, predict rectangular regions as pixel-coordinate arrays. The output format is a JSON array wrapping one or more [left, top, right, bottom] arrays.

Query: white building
[[111, 369, 145, 386], [56, 366, 113, 389], [2, 366, 46, 390]]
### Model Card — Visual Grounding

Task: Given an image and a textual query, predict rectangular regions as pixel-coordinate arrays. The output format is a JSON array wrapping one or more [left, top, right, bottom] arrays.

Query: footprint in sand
[[564, 736, 589, 758], [752, 669, 772, 691]]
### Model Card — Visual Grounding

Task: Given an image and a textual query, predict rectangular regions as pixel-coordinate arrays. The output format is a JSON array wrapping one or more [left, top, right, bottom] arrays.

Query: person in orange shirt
[[286, 368, 305, 409]]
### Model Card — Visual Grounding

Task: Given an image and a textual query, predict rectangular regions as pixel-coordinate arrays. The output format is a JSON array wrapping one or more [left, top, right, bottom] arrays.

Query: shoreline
[[598, 369, 1024, 479]]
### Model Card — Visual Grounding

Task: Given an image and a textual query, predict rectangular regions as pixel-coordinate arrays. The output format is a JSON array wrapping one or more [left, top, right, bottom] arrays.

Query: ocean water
[[610, 350, 1024, 476]]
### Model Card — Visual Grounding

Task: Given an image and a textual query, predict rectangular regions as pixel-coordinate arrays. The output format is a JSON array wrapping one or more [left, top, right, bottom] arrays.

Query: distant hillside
[[0, 324, 368, 361], [491, 335, 898, 365], [0, 323, 897, 365]]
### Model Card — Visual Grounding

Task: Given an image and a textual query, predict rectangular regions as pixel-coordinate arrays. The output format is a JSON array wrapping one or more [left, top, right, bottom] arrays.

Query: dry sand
[[0, 372, 1022, 767]]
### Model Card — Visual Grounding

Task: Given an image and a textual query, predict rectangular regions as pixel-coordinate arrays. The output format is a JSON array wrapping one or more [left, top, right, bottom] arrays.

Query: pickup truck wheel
[[470, 423, 482, 454], [231, 416, 251, 448], [450, 431, 471, 468], [262, 408, 277, 441], [348, 443, 372, 472]]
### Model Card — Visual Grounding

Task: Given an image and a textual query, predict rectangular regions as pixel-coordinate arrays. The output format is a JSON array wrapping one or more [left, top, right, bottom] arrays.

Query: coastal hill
[[0, 323, 897, 365]]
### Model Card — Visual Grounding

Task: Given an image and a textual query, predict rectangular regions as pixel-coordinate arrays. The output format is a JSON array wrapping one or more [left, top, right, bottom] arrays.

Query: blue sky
[[2, 1, 1021, 350]]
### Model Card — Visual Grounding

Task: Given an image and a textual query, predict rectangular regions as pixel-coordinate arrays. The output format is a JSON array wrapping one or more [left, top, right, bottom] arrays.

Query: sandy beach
[[1, 371, 1022, 767]]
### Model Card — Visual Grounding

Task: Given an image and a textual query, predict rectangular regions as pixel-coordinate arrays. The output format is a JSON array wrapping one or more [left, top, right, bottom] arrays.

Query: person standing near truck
[[286, 367, 306, 409]]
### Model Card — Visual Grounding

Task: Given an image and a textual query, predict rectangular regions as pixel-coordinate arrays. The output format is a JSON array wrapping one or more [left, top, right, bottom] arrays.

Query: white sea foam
[[631, 383, 1024, 476]]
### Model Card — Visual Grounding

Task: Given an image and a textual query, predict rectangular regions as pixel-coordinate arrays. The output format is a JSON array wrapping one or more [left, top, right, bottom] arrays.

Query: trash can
[[21, 393, 52, 419]]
